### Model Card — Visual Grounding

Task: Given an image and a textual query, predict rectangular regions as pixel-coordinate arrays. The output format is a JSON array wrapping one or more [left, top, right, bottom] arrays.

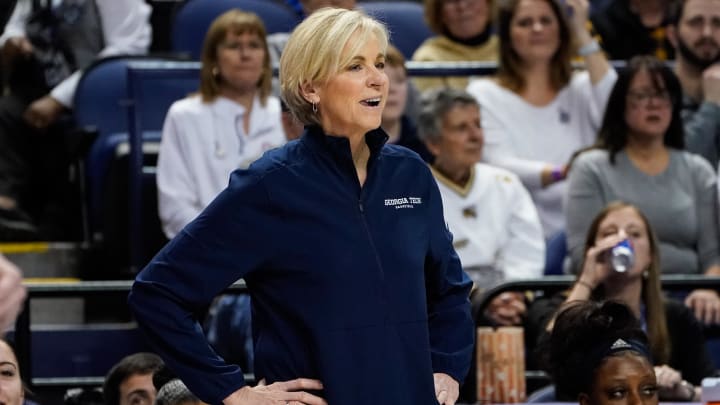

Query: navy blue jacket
[[129, 126, 474, 405]]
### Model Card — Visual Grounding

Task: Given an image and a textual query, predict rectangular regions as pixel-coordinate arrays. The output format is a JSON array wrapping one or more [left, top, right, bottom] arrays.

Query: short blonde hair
[[199, 10, 272, 104], [280, 8, 389, 126]]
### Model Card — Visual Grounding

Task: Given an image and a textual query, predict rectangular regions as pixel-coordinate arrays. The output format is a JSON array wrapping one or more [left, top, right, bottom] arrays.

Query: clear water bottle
[[609, 239, 634, 273]]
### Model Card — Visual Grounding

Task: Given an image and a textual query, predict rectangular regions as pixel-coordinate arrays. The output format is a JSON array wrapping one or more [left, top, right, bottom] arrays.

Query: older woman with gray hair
[[129, 8, 473, 405], [418, 87, 545, 326]]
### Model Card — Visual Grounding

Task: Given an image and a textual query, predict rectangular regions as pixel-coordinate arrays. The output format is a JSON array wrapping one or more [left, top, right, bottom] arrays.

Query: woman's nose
[[368, 68, 387, 88], [618, 229, 628, 239]]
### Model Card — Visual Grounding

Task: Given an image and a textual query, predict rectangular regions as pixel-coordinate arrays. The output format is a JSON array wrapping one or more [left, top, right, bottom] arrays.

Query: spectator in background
[[268, 0, 356, 64], [157, 10, 285, 239], [467, 0, 616, 238], [412, 0, 498, 92], [566, 55, 720, 324], [156, 10, 285, 372], [542, 300, 660, 403], [418, 87, 544, 326], [532, 203, 712, 401], [382, 44, 432, 162], [0, 0, 151, 240], [103, 353, 164, 405], [591, 0, 674, 61], [0, 254, 25, 331], [0, 338, 28, 405], [154, 380, 205, 405], [667, 0, 720, 169]]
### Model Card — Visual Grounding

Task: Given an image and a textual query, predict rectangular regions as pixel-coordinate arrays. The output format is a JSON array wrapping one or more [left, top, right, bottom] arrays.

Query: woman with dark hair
[[532, 202, 713, 401], [466, 0, 616, 238], [546, 300, 659, 404], [0, 338, 29, 405], [566, 55, 720, 325]]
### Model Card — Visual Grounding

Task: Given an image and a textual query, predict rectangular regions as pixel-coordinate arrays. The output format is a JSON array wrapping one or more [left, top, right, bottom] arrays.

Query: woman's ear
[[424, 137, 441, 158], [299, 81, 321, 106]]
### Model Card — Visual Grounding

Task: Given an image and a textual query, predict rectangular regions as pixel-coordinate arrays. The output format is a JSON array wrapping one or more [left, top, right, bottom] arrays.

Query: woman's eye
[[608, 388, 626, 399], [348, 64, 362, 71], [375, 62, 385, 70], [642, 385, 658, 397], [0, 369, 15, 377]]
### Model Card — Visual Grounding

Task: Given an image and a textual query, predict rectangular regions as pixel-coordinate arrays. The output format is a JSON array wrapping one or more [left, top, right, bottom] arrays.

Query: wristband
[[551, 166, 565, 182], [578, 40, 601, 57], [576, 280, 594, 291]]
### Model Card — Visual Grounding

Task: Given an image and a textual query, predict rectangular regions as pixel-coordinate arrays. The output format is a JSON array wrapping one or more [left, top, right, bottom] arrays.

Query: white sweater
[[466, 70, 617, 237], [156, 94, 286, 238], [432, 163, 545, 288]]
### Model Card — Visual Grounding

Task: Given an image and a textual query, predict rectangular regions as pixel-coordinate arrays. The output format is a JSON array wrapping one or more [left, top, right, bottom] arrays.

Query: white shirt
[[432, 163, 545, 288], [0, 0, 152, 107], [156, 94, 286, 238], [466, 70, 617, 237]]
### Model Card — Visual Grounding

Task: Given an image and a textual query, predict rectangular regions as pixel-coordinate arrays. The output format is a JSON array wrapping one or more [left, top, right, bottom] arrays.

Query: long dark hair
[[595, 55, 684, 164], [548, 300, 651, 401]]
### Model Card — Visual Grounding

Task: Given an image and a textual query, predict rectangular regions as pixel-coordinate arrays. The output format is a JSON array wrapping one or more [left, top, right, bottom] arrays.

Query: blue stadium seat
[[359, 1, 433, 58], [171, 0, 300, 60], [544, 231, 567, 275], [74, 57, 199, 274], [74, 56, 156, 241], [124, 61, 201, 270]]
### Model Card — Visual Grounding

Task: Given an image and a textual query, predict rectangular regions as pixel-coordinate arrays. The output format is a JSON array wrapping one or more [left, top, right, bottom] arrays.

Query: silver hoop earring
[[212, 67, 219, 77], [642, 270, 649, 279], [312, 101, 317, 113]]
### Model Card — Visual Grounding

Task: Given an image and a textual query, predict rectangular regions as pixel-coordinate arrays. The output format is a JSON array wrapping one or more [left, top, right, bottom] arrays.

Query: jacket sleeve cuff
[[432, 348, 474, 385]]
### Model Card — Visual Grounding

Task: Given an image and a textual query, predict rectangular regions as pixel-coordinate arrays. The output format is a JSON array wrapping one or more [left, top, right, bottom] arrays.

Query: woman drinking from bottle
[[565, 55, 720, 325], [528, 201, 714, 402]]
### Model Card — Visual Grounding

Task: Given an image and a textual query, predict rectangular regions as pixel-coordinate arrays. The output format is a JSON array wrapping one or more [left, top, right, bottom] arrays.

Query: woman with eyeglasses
[[566, 55, 720, 326]]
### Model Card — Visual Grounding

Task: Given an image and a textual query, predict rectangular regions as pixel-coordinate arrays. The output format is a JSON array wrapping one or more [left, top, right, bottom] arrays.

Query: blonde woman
[[131, 8, 473, 405]]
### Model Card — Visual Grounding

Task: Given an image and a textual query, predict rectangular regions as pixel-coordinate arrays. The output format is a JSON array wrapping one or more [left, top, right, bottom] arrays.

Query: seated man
[[0, 0, 151, 240], [417, 87, 545, 326], [103, 352, 164, 405]]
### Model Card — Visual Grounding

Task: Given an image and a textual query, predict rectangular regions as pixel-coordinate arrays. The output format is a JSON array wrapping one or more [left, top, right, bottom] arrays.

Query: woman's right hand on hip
[[223, 378, 327, 405]]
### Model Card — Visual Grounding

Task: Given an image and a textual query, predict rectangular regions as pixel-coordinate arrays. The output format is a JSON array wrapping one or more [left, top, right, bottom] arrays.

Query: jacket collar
[[301, 125, 389, 164]]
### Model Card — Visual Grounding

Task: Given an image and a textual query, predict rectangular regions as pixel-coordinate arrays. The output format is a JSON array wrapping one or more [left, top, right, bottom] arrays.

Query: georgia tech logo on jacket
[[384, 197, 423, 209]]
